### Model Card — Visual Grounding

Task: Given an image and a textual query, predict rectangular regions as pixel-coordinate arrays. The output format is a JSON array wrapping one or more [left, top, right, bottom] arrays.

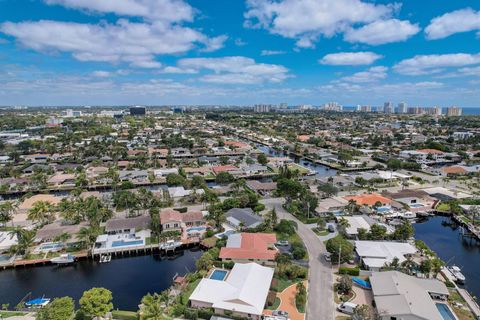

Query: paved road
[[261, 198, 334, 320]]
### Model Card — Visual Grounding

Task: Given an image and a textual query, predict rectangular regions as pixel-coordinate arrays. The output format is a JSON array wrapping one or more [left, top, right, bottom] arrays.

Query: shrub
[[339, 267, 360, 276]]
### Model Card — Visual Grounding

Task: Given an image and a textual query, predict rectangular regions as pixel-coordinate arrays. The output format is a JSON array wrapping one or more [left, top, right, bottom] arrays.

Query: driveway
[[261, 198, 334, 320]]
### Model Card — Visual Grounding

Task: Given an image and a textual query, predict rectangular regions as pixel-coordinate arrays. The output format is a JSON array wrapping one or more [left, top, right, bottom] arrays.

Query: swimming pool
[[38, 242, 64, 251], [0, 255, 11, 262], [436, 303, 456, 320], [210, 269, 228, 281], [111, 239, 144, 248], [186, 226, 207, 233], [410, 203, 425, 208]]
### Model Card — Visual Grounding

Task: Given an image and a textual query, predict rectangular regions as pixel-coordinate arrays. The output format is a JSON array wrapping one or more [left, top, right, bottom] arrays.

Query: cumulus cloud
[[394, 53, 480, 75], [91, 71, 112, 78], [425, 8, 480, 40], [261, 50, 286, 56], [344, 19, 419, 45], [175, 56, 291, 84], [243, 0, 414, 48], [319, 52, 382, 65], [0, 20, 226, 68], [45, 0, 194, 23], [341, 66, 388, 82]]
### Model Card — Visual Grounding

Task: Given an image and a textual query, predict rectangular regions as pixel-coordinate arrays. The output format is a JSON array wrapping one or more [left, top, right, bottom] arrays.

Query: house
[[35, 222, 88, 243], [153, 168, 178, 177], [219, 233, 278, 266], [168, 186, 205, 198], [240, 164, 268, 175], [189, 263, 274, 320], [355, 240, 417, 271], [0, 231, 18, 252], [47, 173, 76, 187], [338, 215, 393, 239], [212, 165, 239, 175], [382, 189, 437, 213], [159, 209, 204, 232], [344, 193, 392, 207], [105, 215, 152, 235], [225, 208, 263, 229], [315, 196, 348, 215], [118, 170, 149, 183], [245, 180, 277, 195], [422, 187, 472, 201], [371, 271, 449, 320]]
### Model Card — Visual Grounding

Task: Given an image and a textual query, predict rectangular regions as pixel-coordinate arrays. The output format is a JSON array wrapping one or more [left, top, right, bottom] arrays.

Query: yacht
[[50, 253, 75, 265], [448, 265, 466, 284], [159, 239, 182, 250]]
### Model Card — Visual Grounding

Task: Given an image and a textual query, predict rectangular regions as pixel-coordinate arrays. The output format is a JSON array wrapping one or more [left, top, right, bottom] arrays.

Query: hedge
[[339, 267, 360, 276]]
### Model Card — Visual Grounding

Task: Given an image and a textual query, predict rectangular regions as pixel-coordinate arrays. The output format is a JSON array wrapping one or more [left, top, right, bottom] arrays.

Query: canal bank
[[0, 249, 202, 310], [414, 216, 480, 300]]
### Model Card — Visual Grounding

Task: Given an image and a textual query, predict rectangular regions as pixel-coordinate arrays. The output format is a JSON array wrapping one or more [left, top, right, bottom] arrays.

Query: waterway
[[0, 249, 202, 310], [414, 216, 480, 299]]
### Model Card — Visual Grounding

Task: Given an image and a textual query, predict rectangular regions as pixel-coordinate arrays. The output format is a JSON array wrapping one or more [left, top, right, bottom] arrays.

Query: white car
[[337, 302, 358, 315]]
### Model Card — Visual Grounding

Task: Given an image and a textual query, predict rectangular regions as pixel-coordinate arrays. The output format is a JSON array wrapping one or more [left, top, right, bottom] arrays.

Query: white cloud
[[91, 71, 111, 78], [45, 0, 194, 23], [319, 51, 382, 65], [0, 20, 226, 68], [160, 66, 198, 74], [244, 0, 411, 48], [394, 53, 480, 75], [425, 8, 480, 40], [234, 38, 247, 46], [342, 66, 388, 82], [176, 56, 290, 84], [261, 50, 286, 56], [344, 19, 419, 45]]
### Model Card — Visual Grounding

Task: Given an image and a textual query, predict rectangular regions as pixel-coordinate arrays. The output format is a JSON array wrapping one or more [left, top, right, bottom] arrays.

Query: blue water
[[210, 269, 228, 281], [414, 217, 480, 299], [0, 249, 202, 310], [186, 226, 206, 232], [111, 239, 144, 247], [436, 303, 456, 320]]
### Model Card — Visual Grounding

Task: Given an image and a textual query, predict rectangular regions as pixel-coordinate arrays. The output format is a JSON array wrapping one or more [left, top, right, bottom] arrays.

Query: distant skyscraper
[[130, 106, 146, 116], [279, 103, 288, 109], [360, 105, 372, 112], [384, 102, 393, 113], [254, 104, 271, 113], [64, 109, 82, 117], [322, 102, 342, 112], [425, 106, 442, 116], [397, 102, 407, 114], [446, 106, 462, 116], [407, 107, 424, 115]]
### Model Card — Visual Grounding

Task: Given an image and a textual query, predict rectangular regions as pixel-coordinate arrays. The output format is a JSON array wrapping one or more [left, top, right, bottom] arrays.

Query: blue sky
[[1, 0, 480, 107]]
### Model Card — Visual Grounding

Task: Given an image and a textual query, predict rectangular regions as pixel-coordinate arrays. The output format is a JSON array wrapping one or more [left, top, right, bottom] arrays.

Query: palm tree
[[27, 201, 54, 225], [9, 228, 36, 256], [140, 293, 164, 320], [0, 201, 16, 227], [78, 226, 101, 251], [337, 218, 351, 236]]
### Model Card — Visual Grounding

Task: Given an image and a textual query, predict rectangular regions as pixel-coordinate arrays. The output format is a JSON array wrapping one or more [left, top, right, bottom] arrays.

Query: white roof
[[377, 170, 411, 179], [0, 231, 18, 251], [343, 216, 371, 235], [189, 263, 274, 316], [355, 241, 417, 268], [422, 187, 471, 199], [371, 271, 448, 320]]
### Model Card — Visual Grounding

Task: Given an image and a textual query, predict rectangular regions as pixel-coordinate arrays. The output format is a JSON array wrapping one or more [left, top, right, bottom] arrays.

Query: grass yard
[[180, 278, 201, 305], [0, 311, 28, 318], [312, 227, 330, 236], [266, 297, 281, 310], [112, 310, 138, 320], [436, 203, 451, 212]]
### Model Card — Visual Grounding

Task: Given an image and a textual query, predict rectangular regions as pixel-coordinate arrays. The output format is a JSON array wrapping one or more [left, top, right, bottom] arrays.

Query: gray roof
[[105, 215, 151, 232], [225, 208, 263, 228], [371, 271, 448, 320]]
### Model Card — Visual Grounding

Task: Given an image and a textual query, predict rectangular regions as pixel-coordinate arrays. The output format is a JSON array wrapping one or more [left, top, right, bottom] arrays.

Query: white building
[[355, 241, 417, 271], [189, 263, 274, 319]]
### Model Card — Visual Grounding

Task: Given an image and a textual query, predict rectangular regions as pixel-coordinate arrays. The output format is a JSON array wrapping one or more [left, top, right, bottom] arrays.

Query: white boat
[[50, 253, 75, 265], [448, 265, 466, 283], [100, 254, 111, 263], [402, 212, 417, 220], [159, 239, 182, 250]]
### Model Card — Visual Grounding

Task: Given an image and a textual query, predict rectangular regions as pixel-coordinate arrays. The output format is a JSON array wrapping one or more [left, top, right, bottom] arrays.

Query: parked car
[[323, 252, 331, 262], [328, 224, 335, 233], [272, 310, 289, 317], [337, 302, 358, 315], [276, 240, 289, 246]]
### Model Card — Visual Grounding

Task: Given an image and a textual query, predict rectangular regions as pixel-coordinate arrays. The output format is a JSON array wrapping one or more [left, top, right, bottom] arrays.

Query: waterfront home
[[315, 196, 349, 215], [219, 233, 278, 266], [225, 208, 263, 230], [153, 168, 178, 177], [105, 215, 151, 235], [422, 187, 472, 201], [344, 193, 393, 207], [183, 167, 213, 178], [35, 221, 88, 244], [240, 164, 268, 175], [245, 180, 277, 195], [355, 241, 417, 272], [167, 186, 205, 199], [370, 271, 449, 320], [189, 262, 274, 320], [22, 164, 52, 174], [212, 165, 240, 175], [47, 173, 76, 187], [0, 231, 18, 252], [382, 189, 437, 213], [118, 170, 149, 183], [338, 215, 393, 239], [159, 209, 205, 232]]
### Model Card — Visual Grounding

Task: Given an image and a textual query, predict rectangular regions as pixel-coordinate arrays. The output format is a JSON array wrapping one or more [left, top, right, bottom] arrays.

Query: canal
[[414, 216, 480, 299], [0, 249, 202, 310]]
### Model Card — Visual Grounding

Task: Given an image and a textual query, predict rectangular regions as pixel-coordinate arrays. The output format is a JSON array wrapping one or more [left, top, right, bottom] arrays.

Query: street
[[262, 198, 334, 320]]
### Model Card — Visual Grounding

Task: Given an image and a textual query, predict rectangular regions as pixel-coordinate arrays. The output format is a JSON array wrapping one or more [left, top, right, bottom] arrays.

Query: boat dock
[[441, 268, 480, 318]]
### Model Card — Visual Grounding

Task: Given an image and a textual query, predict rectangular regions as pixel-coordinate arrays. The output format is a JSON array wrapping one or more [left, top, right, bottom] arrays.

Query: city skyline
[[1, 0, 480, 106]]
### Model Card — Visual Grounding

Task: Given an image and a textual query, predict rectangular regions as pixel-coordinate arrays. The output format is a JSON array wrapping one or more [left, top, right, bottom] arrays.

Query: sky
[[1, 0, 480, 107]]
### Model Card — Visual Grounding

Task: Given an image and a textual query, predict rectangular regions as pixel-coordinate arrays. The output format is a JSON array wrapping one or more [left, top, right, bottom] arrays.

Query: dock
[[441, 268, 480, 318]]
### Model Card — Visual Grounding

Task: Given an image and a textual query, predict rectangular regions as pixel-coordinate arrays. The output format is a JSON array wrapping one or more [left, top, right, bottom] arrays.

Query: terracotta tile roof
[[212, 165, 238, 174], [417, 149, 445, 154], [344, 193, 393, 206], [442, 166, 467, 174], [219, 233, 278, 260], [224, 140, 251, 149], [159, 209, 203, 224]]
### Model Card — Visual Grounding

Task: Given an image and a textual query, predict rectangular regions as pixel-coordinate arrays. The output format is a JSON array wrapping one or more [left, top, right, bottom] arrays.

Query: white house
[[189, 263, 274, 319], [355, 240, 417, 271]]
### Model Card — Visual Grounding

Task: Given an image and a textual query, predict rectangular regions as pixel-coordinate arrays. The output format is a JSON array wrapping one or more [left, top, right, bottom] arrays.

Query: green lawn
[[436, 203, 451, 212], [312, 228, 330, 236], [181, 278, 201, 305], [266, 297, 281, 310], [0, 311, 28, 318], [274, 277, 303, 292], [112, 310, 138, 320]]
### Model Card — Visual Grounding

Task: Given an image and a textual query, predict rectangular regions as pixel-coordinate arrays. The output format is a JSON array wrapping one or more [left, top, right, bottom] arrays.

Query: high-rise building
[[279, 103, 288, 109], [384, 102, 393, 113], [397, 102, 407, 114], [130, 106, 146, 116], [360, 105, 372, 112], [446, 106, 462, 116], [254, 104, 271, 113], [64, 109, 82, 117], [407, 107, 424, 114], [425, 106, 442, 116], [322, 102, 342, 112]]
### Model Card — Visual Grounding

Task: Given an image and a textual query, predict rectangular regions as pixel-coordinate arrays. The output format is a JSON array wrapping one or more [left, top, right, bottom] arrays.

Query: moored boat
[[25, 297, 50, 308], [448, 265, 466, 284], [50, 253, 75, 265]]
